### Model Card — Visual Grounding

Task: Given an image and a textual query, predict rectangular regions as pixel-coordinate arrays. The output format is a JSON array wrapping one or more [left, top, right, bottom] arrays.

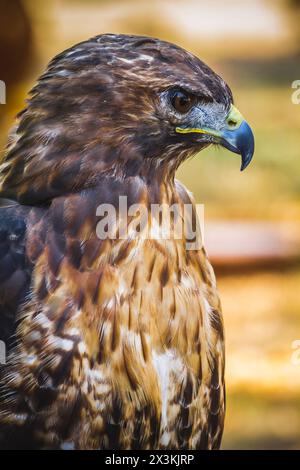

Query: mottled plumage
[[0, 34, 253, 449]]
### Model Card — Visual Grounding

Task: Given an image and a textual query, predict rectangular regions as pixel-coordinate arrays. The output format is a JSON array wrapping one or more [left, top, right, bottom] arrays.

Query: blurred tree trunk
[[288, 0, 300, 53], [0, 0, 33, 85]]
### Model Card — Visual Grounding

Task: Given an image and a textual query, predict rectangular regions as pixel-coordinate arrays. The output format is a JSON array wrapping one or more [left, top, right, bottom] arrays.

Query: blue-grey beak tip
[[238, 121, 255, 171], [221, 120, 255, 171]]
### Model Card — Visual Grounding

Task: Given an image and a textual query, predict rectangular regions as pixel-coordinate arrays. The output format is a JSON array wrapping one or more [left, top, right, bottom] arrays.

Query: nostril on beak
[[225, 105, 244, 130], [227, 118, 238, 128]]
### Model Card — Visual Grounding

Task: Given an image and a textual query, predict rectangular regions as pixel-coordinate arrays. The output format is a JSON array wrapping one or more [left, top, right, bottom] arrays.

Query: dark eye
[[171, 90, 196, 114]]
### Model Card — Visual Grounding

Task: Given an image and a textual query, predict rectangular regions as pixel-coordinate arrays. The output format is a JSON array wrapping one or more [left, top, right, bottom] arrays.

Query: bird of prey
[[0, 34, 254, 450]]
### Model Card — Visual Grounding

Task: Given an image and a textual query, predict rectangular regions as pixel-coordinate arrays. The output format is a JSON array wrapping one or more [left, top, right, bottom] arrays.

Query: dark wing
[[0, 201, 42, 351]]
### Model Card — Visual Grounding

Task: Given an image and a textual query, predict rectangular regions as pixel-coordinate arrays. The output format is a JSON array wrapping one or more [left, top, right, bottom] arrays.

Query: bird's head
[[0, 34, 254, 203]]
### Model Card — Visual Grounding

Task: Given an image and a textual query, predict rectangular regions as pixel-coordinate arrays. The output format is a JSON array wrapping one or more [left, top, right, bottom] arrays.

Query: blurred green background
[[0, 0, 300, 449]]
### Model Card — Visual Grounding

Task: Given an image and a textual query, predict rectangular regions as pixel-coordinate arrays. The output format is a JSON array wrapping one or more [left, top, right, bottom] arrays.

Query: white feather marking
[[152, 349, 185, 445], [118, 57, 135, 65], [50, 336, 74, 351]]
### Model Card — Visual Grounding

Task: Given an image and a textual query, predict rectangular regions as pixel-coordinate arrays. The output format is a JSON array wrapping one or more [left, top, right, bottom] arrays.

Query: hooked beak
[[176, 105, 255, 171]]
